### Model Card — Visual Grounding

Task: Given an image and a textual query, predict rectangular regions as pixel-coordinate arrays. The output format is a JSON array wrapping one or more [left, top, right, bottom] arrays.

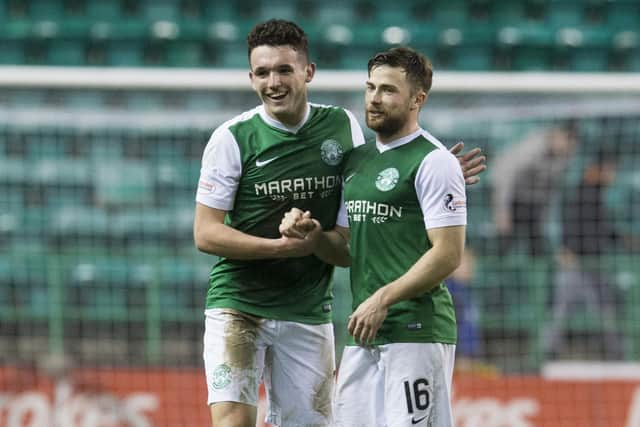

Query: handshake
[[274, 208, 326, 259], [279, 207, 320, 240], [276, 207, 350, 267]]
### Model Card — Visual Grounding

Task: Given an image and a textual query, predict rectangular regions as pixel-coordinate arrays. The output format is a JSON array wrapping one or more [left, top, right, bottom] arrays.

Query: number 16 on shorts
[[404, 378, 431, 424]]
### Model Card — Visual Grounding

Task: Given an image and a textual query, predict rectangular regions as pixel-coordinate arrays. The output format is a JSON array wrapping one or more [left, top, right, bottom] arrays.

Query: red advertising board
[[1, 366, 639, 426]]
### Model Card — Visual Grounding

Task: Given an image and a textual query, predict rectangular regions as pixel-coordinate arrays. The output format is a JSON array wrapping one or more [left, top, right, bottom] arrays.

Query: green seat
[[86, 1, 123, 20], [568, 46, 609, 71], [491, 0, 525, 25], [548, 0, 584, 27], [556, 28, 611, 71], [219, 41, 248, 68], [497, 24, 554, 70], [202, 3, 235, 21], [155, 160, 196, 190], [46, 39, 86, 66], [140, 0, 180, 21], [511, 45, 552, 70], [165, 40, 203, 67], [63, 91, 105, 109], [316, 3, 356, 25], [0, 40, 25, 64], [105, 40, 145, 66], [607, 0, 640, 29], [475, 254, 551, 332], [447, 26, 495, 71], [0, 158, 29, 185], [257, 0, 296, 21], [49, 206, 110, 241], [94, 160, 153, 206], [126, 92, 166, 109], [32, 158, 91, 186], [156, 260, 207, 316], [432, 0, 468, 26], [373, 3, 414, 25], [28, 0, 65, 20], [66, 260, 130, 320]]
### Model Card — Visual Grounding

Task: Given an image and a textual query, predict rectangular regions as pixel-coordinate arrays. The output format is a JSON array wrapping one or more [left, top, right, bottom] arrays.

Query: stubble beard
[[366, 113, 406, 140]]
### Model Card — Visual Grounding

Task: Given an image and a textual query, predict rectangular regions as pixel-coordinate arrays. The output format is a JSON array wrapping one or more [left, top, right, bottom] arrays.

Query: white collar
[[376, 128, 423, 153], [259, 103, 311, 134]]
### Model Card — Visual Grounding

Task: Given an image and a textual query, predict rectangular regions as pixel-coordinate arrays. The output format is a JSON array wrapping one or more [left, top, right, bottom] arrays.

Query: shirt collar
[[376, 128, 423, 153], [259, 104, 311, 134]]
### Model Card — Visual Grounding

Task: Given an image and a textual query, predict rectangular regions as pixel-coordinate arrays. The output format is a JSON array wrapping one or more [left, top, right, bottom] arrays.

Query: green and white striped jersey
[[337, 129, 466, 344], [196, 103, 365, 323]]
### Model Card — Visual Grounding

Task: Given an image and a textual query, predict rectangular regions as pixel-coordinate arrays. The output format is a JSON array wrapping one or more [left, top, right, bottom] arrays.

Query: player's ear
[[305, 62, 316, 83], [412, 90, 427, 110]]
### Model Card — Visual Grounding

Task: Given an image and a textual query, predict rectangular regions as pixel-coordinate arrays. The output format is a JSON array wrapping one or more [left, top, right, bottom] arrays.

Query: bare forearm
[[313, 230, 351, 267], [378, 232, 464, 307], [194, 222, 280, 259]]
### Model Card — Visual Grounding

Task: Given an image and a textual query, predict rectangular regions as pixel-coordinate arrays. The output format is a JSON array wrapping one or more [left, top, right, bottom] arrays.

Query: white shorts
[[334, 343, 456, 427], [203, 308, 335, 426]]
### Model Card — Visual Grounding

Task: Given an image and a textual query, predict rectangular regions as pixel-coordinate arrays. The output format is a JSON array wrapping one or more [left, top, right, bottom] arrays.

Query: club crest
[[375, 168, 399, 191], [212, 363, 232, 389], [320, 139, 344, 166]]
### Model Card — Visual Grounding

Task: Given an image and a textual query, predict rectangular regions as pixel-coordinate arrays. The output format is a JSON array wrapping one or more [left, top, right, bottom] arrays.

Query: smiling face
[[365, 65, 426, 142], [249, 45, 315, 127]]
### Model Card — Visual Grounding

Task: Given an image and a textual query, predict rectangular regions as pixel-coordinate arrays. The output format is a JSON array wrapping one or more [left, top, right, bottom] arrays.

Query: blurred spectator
[[447, 248, 481, 360], [490, 120, 578, 256], [541, 147, 624, 360]]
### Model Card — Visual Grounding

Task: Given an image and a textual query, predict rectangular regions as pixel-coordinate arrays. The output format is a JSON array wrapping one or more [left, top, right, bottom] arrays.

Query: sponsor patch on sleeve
[[197, 179, 216, 195], [444, 193, 466, 212]]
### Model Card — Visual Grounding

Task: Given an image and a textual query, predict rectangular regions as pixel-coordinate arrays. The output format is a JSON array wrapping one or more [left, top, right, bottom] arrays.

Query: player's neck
[[377, 122, 420, 144]]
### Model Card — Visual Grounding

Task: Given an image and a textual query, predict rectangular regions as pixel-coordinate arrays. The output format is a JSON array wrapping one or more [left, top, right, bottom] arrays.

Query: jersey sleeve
[[336, 189, 349, 228], [344, 108, 366, 148], [195, 127, 242, 211], [415, 148, 467, 229]]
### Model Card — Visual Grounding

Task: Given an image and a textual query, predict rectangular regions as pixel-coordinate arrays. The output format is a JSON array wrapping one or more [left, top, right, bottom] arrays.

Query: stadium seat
[[554, 27, 611, 71], [315, 1, 356, 25], [607, 0, 640, 29], [0, 158, 29, 185], [497, 24, 554, 70], [66, 260, 130, 320], [94, 160, 153, 207], [0, 40, 26, 64], [32, 158, 91, 186], [164, 39, 204, 67], [48, 206, 110, 244], [547, 0, 585, 28], [475, 254, 551, 332], [28, 0, 65, 20], [139, 0, 180, 21], [104, 39, 145, 66], [440, 26, 495, 71], [45, 39, 86, 66], [257, 0, 296, 21], [432, 0, 468, 26], [491, 0, 526, 25]]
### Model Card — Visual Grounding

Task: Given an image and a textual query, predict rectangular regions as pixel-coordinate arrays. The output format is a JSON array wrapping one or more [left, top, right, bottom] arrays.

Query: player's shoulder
[[309, 102, 357, 122], [201, 107, 262, 160], [218, 106, 263, 132]]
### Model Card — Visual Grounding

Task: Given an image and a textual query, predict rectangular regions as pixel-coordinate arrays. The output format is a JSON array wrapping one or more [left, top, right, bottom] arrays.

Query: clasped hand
[[277, 207, 322, 257]]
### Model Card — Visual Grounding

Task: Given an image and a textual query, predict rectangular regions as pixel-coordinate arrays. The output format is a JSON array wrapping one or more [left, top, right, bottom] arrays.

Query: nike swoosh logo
[[344, 173, 356, 183], [411, 414, 428, 424], [256, 157, 279, 167]]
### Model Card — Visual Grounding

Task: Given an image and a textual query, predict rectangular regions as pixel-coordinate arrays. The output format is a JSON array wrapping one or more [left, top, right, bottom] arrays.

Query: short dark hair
[[247, 19, 309, 62], [367, 46, 433, 94]]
